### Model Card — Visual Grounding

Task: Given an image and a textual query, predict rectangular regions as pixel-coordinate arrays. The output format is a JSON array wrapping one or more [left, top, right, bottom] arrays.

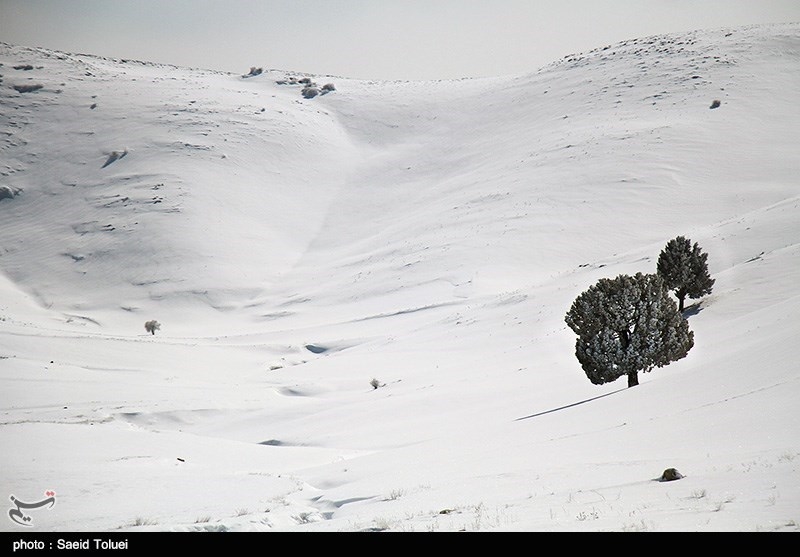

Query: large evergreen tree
[[656, 236, 715, 312], [565, 273, 694, 388]]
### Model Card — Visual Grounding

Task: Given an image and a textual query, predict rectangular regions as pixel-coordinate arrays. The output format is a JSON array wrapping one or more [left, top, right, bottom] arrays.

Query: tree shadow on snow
[[682, 302, 705, 318], [515, 387, 627, 421]]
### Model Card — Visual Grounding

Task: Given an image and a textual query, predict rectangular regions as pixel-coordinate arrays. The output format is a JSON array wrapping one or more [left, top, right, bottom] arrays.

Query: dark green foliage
[[565, 273, 694, 388], [657, 236, 715, 312], [144, 320, 160, 335]]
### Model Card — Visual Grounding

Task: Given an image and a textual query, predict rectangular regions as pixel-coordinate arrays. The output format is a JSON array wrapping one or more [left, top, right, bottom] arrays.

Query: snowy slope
[[1, 23, 799, 532]]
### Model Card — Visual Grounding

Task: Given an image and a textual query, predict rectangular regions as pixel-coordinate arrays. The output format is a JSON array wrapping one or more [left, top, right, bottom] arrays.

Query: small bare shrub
[[690, 489, 707, 499], [144, 320, 161, 335], [384, 489, 405, 501], [370, 378, 384, 390], [321, 83, 336, 94], [622, 519, 652, 532], [712, 494, 735, 512], [371, 517, 395, 531], [293, 512, 315, 524]]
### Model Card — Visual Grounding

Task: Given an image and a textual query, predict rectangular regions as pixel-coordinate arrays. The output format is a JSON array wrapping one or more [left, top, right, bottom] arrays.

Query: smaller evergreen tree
[[657, 236, 715, 312]]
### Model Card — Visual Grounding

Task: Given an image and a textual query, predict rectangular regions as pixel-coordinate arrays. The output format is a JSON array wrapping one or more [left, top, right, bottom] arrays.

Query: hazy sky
[[2, 0, 799, 80]]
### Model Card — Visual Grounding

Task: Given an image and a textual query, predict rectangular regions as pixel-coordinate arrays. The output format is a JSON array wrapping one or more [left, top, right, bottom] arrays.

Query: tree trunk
[[678, 295, 685, 313], [628, 372, 639, 388]]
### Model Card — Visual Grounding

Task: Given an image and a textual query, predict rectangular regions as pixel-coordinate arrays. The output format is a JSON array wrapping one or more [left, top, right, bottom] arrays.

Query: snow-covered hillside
[[1, 23, 799, 532]]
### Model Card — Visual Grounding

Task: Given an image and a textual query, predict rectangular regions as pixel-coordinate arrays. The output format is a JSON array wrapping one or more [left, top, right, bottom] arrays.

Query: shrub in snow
[[710, 100, 721, 109], [302, 87, 319, 99], [0, 185, 21, 201], [144, 320, 161, 335], [656, 236, 715, 313], [370, 378, 383, 390], [244, 66, 263, 78], [13, 84, 43, 93], [659, 468, 684, 481], [565, 273, 693, 388], [321, 83, 336, 94]]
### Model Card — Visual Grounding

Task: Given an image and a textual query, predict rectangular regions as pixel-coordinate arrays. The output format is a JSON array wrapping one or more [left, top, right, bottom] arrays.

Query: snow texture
[[1, 24, 799, 532]]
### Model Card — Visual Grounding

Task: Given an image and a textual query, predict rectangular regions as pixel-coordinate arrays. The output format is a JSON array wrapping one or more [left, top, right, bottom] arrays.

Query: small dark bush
[[0, 185, 22, 201], [659, 468, 684, 482], [13, 64, 34, 71], [13, 84, 43, 93], [710, 100, 721, 109], [302, 87, 319, 99]]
